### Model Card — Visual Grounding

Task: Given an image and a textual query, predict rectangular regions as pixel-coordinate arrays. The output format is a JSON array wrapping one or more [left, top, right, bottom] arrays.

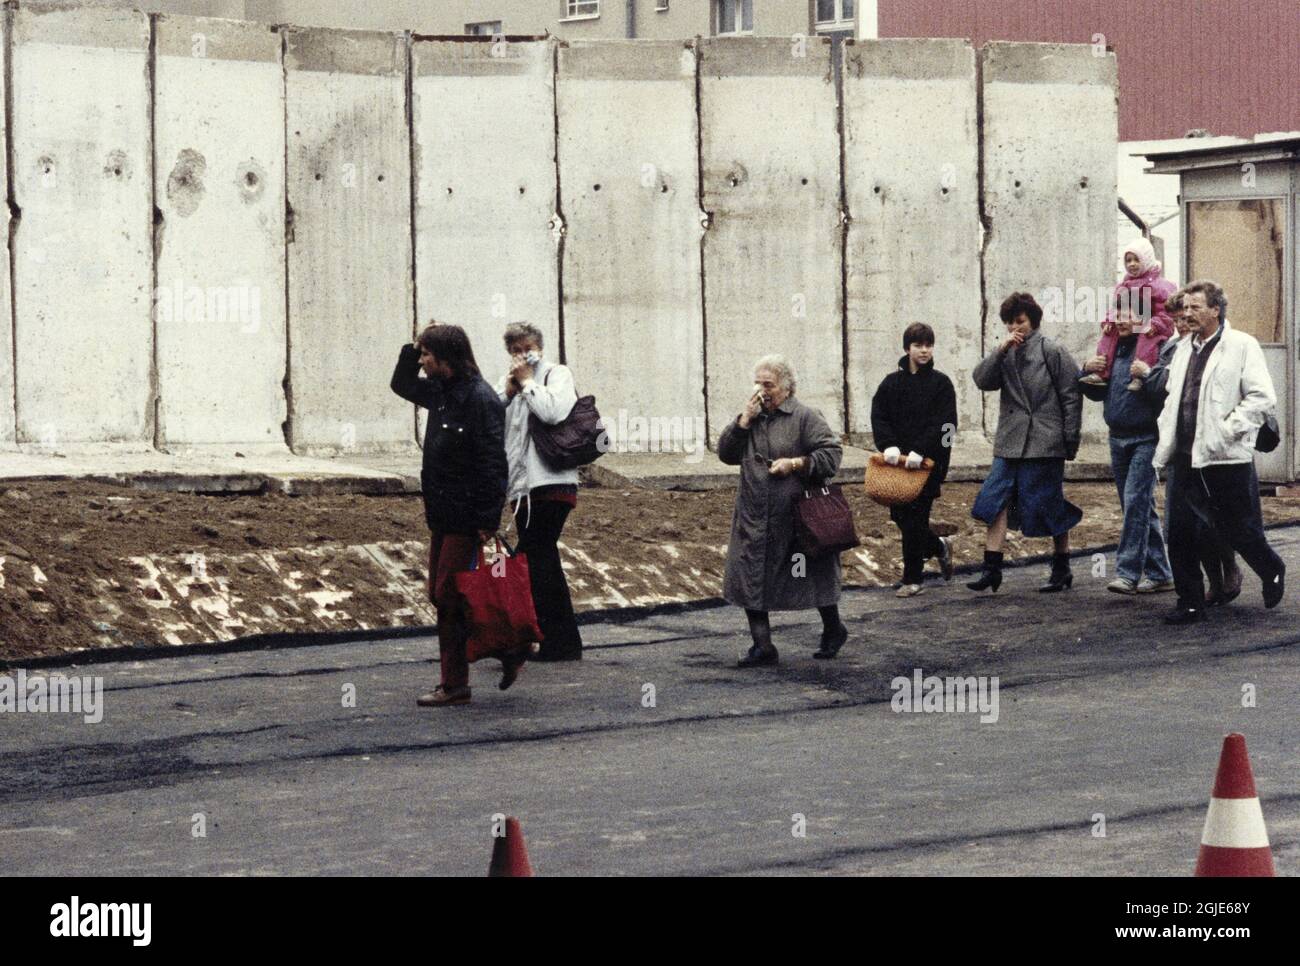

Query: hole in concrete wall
[[377, 174, 385, 182], [941, 187, 949, 195], [660, 184, 668, 194], [103, 149, 132, 182], [314, 173, 322, 181], [594, 183, 602, 191], [873, 185, 880, 194], [446, 187, 453, 196], [236, 160, 269, 204], [801, 177, 808, 186], [166, 149, 207, 217], [1014, 180, 1021, 188], [518, 186, 526, 195], [1079, 177, 1089, 189]]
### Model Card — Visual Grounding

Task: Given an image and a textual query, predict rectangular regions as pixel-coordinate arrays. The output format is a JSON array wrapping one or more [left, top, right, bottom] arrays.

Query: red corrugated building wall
[[878, 0, 1300, 141]]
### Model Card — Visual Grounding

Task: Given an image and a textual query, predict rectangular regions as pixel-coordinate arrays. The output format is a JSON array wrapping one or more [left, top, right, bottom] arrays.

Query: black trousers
[[890, 496, 945, 585], [515, 499, 583, 659], [1165, 455, 1281, 608]]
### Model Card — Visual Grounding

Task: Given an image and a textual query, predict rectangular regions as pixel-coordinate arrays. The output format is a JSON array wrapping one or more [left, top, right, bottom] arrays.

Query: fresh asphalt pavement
[[3, 528, 1299, 876]]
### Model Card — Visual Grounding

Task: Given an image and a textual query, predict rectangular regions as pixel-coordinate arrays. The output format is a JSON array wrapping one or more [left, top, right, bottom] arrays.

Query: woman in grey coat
[[967, 292, 1083, 593], [718, 355, 848, 667]]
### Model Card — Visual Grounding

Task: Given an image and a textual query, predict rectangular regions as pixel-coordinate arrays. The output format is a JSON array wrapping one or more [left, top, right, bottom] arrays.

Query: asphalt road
[[3, 528, 1299, 876]]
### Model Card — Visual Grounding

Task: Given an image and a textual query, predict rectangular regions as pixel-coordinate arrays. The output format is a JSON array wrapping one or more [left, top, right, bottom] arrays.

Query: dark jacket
[[1079, 335, 1162, 438], [390, 344, 507, 535], [869, 356, 958, 498], [972, 329, 1081, 460], [1139, 333, 1183, 405]]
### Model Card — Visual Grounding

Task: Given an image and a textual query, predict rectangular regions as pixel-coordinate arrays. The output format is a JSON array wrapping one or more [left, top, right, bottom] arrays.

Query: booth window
[[1186, 198, 1286, 345]]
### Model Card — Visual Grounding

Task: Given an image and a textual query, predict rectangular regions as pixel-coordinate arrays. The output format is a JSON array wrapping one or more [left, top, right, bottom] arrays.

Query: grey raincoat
[[718, 396, 844, 611]]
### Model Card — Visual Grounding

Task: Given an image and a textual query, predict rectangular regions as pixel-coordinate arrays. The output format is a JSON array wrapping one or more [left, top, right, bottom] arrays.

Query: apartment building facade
[[27, 0, 873, 41]]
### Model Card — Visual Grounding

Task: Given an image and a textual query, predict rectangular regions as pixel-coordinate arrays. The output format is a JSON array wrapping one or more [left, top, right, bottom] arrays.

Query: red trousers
[[427, 529, 481, 689]]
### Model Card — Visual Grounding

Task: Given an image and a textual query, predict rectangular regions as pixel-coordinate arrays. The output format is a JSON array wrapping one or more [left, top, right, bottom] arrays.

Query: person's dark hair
[[1115, 286, 1153, 322], [1184, 279, 1227, 322], [417, 323, 480, 378], [902, 322, 935, 350], [1166, 289, 1185, 314], [999, 292, 1042, 328]]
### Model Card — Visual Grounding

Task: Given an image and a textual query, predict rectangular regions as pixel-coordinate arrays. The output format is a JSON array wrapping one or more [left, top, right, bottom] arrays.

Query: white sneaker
[[1137, 578, 1176, 594], [896, 584, 924, 598], [1107, 577, 1138, 595]]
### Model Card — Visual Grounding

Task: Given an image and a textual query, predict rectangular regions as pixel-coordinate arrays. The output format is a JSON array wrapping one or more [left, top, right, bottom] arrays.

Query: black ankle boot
[[1039, 552, 1074, 593], [966, 551, 1004, 592]]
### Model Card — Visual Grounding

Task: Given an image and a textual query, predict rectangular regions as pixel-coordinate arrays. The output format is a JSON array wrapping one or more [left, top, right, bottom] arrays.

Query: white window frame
[[713, 0, 753, 36], [562, 0, 601, 21], [815, 0, 855, 32]]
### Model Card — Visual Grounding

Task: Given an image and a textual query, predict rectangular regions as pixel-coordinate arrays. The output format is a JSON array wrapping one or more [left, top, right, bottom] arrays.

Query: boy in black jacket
[[870, 323, 959, 597]]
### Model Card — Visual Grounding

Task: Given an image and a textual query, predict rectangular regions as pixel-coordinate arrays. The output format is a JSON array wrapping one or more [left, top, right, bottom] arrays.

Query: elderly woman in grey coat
[[968, 292, 1083, 594], [718, 355, 847, 667]]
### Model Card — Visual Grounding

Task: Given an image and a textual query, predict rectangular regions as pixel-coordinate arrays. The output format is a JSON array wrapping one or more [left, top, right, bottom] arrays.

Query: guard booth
[[1143, 137, 1299, 483]]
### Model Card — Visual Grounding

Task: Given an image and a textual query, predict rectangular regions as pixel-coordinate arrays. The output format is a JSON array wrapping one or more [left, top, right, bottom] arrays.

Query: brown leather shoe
[[417, 685, 471, 707]]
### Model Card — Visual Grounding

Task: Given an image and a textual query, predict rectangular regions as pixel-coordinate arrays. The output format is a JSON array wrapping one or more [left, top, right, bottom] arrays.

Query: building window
[[563, 0, 600, 19], [816, 0, 855, 30], [465, 21, 502, 36], [656, 0, 670, 10], [714, 0, 753, 35]]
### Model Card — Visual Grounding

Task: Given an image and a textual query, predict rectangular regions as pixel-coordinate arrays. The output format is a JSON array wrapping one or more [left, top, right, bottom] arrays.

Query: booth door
[[1186, 198, 1291, 483]]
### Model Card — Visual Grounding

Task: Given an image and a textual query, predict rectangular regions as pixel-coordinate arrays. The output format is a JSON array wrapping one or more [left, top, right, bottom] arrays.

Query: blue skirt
[[972, 457, 1082, 538]]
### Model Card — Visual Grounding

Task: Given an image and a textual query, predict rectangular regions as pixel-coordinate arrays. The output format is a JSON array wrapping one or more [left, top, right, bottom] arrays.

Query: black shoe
[[813, 623, 848, 660], [737, 643, 779, 668], [1263, 564, 1285, 609], [1164, 604, 1206, 625], [966, 550, 1003, 593], [1039, 554, 1073, 593]]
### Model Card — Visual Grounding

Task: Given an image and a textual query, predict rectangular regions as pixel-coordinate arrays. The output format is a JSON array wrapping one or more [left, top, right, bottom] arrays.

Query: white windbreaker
[[1153, 321, 1275, 471], [495, 358, 580, 506]]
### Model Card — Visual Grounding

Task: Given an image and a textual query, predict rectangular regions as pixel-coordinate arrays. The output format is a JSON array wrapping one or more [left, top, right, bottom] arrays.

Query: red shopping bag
[[453, 539, 544, 664]]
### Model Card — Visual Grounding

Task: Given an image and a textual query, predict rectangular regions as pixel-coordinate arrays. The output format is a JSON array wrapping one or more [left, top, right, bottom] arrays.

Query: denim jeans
[[1109, 435, 1173, 584]]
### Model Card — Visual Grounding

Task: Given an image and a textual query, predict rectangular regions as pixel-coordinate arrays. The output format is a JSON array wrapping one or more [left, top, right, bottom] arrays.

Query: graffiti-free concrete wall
[[412, 38, 559, 391], [0, 19, 12, 446], [557, 40, 705, 448], [154, 15, 287, 450], [0, 15, 1120, 461], [842, 39, 983, 448], [981, 42, 1118, 443], [12, 7, 153, 446], [284, 26, 415, 455], [700, 36, 844, 438]]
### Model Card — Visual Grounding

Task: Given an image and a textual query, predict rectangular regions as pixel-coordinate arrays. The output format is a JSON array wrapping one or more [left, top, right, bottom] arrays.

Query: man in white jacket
[[1152, 280, 1285, 623]]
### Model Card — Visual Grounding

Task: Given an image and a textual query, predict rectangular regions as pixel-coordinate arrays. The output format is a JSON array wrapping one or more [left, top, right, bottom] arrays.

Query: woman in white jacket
[[496, 322, 584, 661]]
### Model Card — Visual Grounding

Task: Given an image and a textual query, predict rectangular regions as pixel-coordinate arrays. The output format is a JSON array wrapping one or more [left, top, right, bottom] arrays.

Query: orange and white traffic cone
[[1195, 733, 1274, 877], [488, 816, 534, 877]]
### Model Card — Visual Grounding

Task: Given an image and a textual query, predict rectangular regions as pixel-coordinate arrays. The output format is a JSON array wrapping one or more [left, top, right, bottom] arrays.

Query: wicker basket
[[864, 452, 934, 507]]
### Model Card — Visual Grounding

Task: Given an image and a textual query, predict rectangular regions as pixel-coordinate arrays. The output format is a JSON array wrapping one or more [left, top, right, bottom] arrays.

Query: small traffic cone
[[488, 816, 534, 877], [1195, 733, 1274, 876]]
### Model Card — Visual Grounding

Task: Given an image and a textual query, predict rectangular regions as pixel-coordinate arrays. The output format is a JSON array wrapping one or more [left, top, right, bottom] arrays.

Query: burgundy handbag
[[794, 484, 861, 558]]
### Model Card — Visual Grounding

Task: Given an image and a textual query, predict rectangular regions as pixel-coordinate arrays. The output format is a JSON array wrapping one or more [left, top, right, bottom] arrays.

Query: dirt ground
[[3, 477, 1300, 661]]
